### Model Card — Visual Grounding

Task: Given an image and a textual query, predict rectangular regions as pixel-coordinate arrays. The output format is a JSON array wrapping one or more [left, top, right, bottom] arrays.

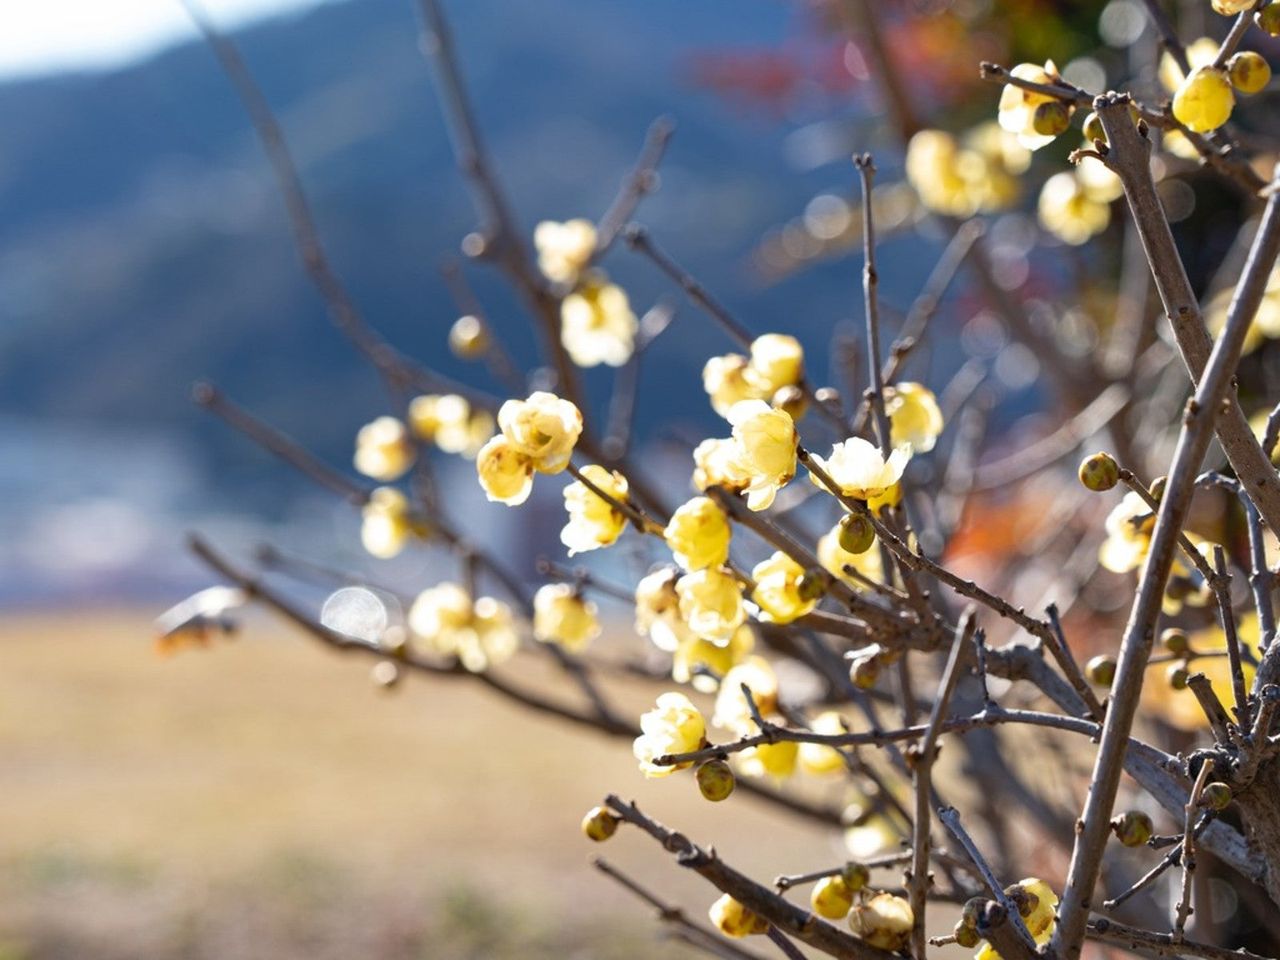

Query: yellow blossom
[[354, 415, 415, 481], [1172, 66, 1235, 133], [408, 584, 518, 672], [532, 583, 600, 651], [533, 218, 597, 284], [673, 624, 755, 692], [739, 739, 799, 779], [704, 354, 762, 417], [561, 465, 629, 556], [905, 125, 1027, 217], [714, 656, 779, 735], [809, 437, 910, 501], [818, 524, 884, 587], [998, 61, 1071, 149], [560, 274, 638, 367], [750, 551, 817, 624], [635, 567, 691, 653], [677, 567, 746, 643], [799, 711, 849, 774], [885, 382, 943, 453], [633, 691, 707, 777], [849, 893, 914, 951], [1213, 0, 1255, 13], [497, 391, 583, 474], [1098, 490, 1155, 573], [409, 394, 493, 458], [475, 435, 535, 506], [1038, 170, 1112, 245], [361, 486, 419, 558], [728, 400, 797, 511], [708, 894, 769, 938], [975, 879, 1058, 960], [692, 437, 751, 494], [747, 334, 804, 395], [665, 496, 731, 571]]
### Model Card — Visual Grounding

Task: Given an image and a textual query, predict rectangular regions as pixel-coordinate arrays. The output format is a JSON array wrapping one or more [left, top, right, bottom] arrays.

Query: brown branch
[[854, 154, 892, 456], [1174, 759, 1214, 940], [909, 612, 975, 959], [594, 117, 676, 259], [604, 795, 900, 960], [1088, 917, 1275, 960]]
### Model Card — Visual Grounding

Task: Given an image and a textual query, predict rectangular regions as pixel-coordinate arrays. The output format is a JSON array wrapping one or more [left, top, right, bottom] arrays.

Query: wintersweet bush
[[164, 1, 1280, 958]]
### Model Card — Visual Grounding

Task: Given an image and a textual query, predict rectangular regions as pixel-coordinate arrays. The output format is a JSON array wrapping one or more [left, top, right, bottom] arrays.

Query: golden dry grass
[[0, 610, 840, 959]]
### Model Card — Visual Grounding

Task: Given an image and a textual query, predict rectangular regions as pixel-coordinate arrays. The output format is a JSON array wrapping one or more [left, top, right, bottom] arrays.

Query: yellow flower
[[1038, 170, 1112, 246], [673, 624, 755, 692], [728, 400, 797, 511], [475, 435, 535, 506], [534, 218, 597, 284], [1145, 612, 1262, 730], [850, 894, 914, 951], [665, 496, 731, 571], [692, 437, 751, 494], [799, 711, 848, 775], [714, 656, 779, 735], [905, 126, 1027, 217], [998, 61, 1071, 149], [635, 567, 691, 653], [408, 584, 519, 672], [361, 486, 419, 558], [408, 394, 493, 458], [818, 524, 885, 587], [703, 353, 762, 418], [1098, 490, 1155, 573], [676, 567, 746, 644], [747, 334, 804, 395], [561, 465, 629, 556], [739, 739, 798, 779], [708, 894, 769, 938], [809, 437, 910, 501], [633, 691, 707, 777], [750, 551, 817, 624], [532, 582, 600, 651], [1172, 66, 1235, 133], [497, 391, 583, 474], [560, 274, 638, 368], [1213, 0, 1255, 13], [975, 879, 1058, 960], [885, 382, 943, 453], [354, 416, 415, 481]]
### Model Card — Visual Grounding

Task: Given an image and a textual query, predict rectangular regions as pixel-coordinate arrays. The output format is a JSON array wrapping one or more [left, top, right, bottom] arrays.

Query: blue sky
[[0, 0, 328, 78]]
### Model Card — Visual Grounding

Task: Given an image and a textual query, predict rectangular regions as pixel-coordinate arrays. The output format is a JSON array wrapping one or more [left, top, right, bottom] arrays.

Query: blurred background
[[4, 0, 1277, 957]]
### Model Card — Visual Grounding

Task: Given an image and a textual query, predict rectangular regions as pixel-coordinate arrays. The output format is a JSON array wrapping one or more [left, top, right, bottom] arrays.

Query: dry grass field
[[0, 610, 844, 959]]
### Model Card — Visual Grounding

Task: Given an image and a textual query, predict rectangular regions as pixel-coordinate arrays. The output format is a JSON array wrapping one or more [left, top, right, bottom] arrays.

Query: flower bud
[[1161, 628, 1190, 655], [797, 569, 828, 602], [772, 384, 808, 422], [1082, 111, 1105, 144], [1086, 654, 1117, 686], [1228, 51, 1271, 94], [1201, 781, 1232, 811], [849, 654, 880, 690], [1172, 66, 1235, 134], [449, 314, 489, 359], [838, 514, 876, 554], [1032, 100, 1071, 137], [849, 893, 913, 951], [1167, 664, 1190, 690], [1111, 810, 1153, 847], [810, 875, 854, 919], [954, 920, 981, 949], [842, 862, 871, 893], [709, 894, 769, 938], [961, 898, 986, 929], [581, 806, 619, 842], [1078, 452, 1120, 491], [1149, 475, 1167, 501], [1257, 2, 1280, 35], [696, 759, 736, 802], [1004, 882, 1039, 918]]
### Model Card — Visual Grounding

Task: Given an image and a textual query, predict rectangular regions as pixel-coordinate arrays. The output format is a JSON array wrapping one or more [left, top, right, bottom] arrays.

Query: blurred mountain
[[0, 0, 889, 465]]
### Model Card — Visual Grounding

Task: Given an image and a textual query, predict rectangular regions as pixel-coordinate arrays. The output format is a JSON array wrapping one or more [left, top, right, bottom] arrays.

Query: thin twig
[[1174, 759, 1214, 941]]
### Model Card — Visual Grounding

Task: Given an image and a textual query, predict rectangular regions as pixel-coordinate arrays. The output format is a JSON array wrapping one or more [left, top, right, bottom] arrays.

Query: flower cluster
[[408, 583, 519, 672], [703, 334, 805, 417], [476, 391, 583, 505], [905, 124, 1029, 217]]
